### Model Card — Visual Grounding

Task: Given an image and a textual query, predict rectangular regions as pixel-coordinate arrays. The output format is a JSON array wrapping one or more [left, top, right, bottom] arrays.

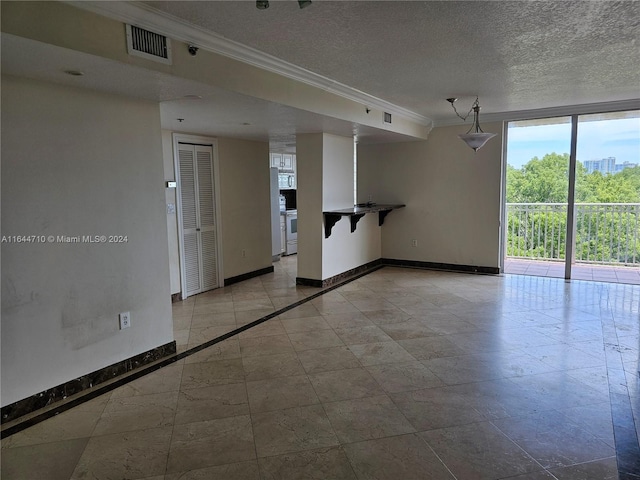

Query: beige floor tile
[[321, 311, 373, 329], [180, 358, 245, 390], [190, 311, 236, 329], [1, 437, 89, 480], [184, 337, 241, 363], [288, 329, 344, 351], [167, 415, 255, 473], [71, 427, 173, 480], [397, 336, 467, 360], [322, 395, 416, 443], [258, 446, 357, 480], [348, 341, 416, 366], [280, 315, 332, 333], [363, 309, 412, 325], [165, 460, 261, 480], [419, 422, 543, 479], [344, 433, 455, 480], [296, 346, 362, 374], [242, 352, 306, 381], [492, 410, 616, 469], [548, 456, 618, 480], [366, 361, 444, 393], [93, 391, 178, 436], [5, 393, 110, 447], [175, 383, 249, 424], [246, 375, 319, 413], [333, 324, 394, 345], [390, 385, 487, 431], [5, 258, 638, 480], [252, 405, 339, 458], [377, 320, 439, 340], [308, 367, 384, 403], [111, 363, 183, 399]]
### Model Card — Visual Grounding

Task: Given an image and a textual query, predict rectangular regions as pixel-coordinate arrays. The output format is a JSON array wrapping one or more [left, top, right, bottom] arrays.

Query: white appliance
[[278, 173, 296, 189], [269, 168, 282, 260], [279, 194, 286, 212], [284, 209, 297, 255]]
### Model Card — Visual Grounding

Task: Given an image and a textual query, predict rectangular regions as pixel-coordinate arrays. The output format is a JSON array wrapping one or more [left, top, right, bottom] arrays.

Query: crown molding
[[66, 1, 432, 128], [434, 99, 640, 127]]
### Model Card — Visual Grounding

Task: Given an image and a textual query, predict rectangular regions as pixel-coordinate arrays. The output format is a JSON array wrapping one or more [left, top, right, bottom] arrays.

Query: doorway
[[174, 136, 223, 298], [503, 110, 640, 283]]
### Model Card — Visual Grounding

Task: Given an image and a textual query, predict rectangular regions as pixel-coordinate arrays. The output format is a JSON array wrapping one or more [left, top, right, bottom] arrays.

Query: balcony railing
[[506, 203, 640, 266]]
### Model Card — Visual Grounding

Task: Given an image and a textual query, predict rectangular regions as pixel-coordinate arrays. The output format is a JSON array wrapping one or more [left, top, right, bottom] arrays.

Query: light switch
[[167, 203, 176, 214]]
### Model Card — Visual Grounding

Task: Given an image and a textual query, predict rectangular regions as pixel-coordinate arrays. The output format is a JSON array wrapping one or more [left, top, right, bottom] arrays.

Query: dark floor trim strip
[[382, 258, 500, 275], [1, 262, 381, 439], [224, 266, 275, 286], [601, 317, 640, 476], [297, 259, 383, 287], [1, 341, 176, 428]]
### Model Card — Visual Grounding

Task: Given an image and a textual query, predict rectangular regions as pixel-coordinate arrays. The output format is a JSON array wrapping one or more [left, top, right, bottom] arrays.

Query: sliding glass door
[[504, 117, 572, 279], [573, 111, 640, 281], [504, 110, 640, 282]]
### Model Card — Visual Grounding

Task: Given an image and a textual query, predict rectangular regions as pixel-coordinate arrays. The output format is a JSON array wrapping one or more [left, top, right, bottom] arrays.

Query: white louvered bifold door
[[196, 145, 218, 291], [178, 143, 219, 298]]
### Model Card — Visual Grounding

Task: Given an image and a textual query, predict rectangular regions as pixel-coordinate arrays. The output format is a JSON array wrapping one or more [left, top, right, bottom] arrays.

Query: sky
[[506, 115, 640, 169]]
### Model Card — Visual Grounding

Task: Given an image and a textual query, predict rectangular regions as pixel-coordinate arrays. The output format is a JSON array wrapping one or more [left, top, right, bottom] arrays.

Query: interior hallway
[[1, 256, 638, 479]]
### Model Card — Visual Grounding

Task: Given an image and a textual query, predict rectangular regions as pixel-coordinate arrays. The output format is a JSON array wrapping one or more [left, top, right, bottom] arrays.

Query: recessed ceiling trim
[[66, 1, 432, 128], [434, 99, 640, 127]]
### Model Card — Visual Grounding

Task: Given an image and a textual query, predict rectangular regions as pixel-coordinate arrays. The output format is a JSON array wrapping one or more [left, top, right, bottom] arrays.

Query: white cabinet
[[281, 154, 294, 172], [270, 153, 296, 173], [270, 153, 283, 169]]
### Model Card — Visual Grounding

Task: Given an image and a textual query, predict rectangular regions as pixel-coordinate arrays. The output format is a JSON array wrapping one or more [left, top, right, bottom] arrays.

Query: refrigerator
[[269, 167, 282, 261]]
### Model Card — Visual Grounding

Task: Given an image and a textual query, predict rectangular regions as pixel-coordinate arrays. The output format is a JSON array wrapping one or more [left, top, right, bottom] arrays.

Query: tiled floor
[[2, 256, 639, 479], [504, 258, 640, 285]]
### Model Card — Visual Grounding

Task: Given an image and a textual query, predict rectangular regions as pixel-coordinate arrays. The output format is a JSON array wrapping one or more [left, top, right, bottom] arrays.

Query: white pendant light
[[447, 97, 496, 152]]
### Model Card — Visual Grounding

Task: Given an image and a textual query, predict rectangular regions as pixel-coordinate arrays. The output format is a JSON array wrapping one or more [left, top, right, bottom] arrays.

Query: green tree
[[507, 154, 640, 264], [507, 153, 573, 203]]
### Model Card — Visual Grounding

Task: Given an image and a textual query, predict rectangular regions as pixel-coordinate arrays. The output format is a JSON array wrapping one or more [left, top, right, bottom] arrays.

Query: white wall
[[297, 133, 382, 282], [217, 137, 272, 280], [161, 133, 271, 288], [296, 133, 324, 281], [358, 123, 503, 269], [1, 76, 173, 406], [161, 131, 181, 295], [322, 134, 381, 278]]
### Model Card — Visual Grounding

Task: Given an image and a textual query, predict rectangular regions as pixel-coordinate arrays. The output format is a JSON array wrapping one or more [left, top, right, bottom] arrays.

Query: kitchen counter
[[323, 204, 405, 238]]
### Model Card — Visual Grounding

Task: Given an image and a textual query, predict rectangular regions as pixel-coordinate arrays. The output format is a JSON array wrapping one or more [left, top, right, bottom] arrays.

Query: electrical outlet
[[119, 311, 131, 330], [411, 239, 418, 247]]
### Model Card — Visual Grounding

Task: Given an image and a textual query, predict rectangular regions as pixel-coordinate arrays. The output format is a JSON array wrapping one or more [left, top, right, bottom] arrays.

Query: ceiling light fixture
[[446, 96, 496, 152], [256, 0, 269, 9]]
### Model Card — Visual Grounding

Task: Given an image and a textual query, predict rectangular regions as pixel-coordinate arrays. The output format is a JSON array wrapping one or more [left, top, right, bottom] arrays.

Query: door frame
[[172, 133, 224, 299]]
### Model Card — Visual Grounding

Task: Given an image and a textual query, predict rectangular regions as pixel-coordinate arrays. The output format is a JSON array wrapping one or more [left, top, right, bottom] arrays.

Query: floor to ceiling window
[[504, 110, 640, 284]]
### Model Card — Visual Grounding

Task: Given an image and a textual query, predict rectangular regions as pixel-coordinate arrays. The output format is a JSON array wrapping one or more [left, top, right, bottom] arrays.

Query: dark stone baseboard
[[382, 258, 500, 275], [224, 266, 275, 287], [297, 259, 383, 287], [171, 293, 182, 303], [1, 341, 176, 425]]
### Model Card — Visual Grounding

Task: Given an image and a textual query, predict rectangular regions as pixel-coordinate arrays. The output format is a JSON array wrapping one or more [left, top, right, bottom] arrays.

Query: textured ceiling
[[3, 1, 638, 151], [143, 0, 640, 121]]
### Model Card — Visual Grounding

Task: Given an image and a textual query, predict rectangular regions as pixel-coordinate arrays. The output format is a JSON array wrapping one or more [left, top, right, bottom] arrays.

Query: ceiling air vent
[[126, 24, 172, 65], [384, 112, 392, 124]]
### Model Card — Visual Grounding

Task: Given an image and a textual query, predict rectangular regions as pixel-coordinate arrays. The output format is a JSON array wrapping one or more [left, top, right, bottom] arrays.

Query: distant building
[[615, 161, 639, 173], [582, 157, 637, 174], [583, 157, 616, 174]]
